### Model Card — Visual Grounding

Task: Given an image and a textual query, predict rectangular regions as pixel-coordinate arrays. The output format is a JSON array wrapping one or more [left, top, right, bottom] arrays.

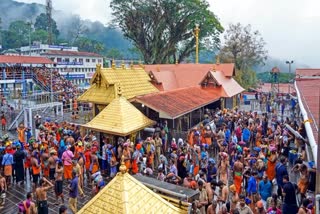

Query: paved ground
[[2, 172, 97, 214]]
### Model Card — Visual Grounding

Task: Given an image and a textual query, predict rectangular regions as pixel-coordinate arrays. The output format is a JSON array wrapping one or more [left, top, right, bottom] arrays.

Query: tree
[[34, 13, 60, 40], [234, 70, 258, 90], [73, 37, 105, 54], [110, 0, 223, 64], [31, 29, 49, 44], [220, 23, 268, 71], [106, 48, 123, 59], [2, 20, 29, 48]]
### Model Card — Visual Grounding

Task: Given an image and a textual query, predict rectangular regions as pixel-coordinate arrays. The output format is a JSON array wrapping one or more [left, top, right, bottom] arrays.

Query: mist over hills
[[0, 0, 310, 70]]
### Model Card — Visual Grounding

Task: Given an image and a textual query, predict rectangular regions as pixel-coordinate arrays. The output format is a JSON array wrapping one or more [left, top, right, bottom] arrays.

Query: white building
[[20, 44, 103, 87]]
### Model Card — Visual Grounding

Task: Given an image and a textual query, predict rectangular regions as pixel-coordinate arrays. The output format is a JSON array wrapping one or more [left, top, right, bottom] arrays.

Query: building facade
[[20, 44, 103, 87]]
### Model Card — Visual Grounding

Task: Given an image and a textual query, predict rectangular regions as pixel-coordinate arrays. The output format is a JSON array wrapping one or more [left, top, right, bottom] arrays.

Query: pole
[[50, 68, 53, 102], [194, 24, 200, 64], [28, 22, 31, 56], [316, 88, 320, 195]]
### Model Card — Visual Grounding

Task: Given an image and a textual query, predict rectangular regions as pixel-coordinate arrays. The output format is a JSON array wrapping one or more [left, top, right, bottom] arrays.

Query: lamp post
[[194, 24, 200, 64], [286, 60, 294, 93]]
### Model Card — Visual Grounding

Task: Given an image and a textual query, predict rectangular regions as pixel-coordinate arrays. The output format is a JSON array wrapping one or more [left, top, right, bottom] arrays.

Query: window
[[86, 59, 90, 63], [57, 58, 62, 62], [64, 58, 70, 62], [98, 59, 102, 63], [79, 58, 83, 63], [92, 59, 96, 63], [73, 58, 77, 62]]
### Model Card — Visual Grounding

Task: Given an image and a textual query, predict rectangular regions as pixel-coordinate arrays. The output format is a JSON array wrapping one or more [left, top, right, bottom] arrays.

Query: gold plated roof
[[82, 96, 155, 136], [77, 64, 158, 105], [77, 170, 186, 214]]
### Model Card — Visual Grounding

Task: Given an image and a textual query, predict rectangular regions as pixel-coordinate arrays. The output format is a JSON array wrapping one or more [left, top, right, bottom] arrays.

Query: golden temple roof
[[77, 162, 186, 214], [81, 95, 155, 136], [78, 64, 158, 104]]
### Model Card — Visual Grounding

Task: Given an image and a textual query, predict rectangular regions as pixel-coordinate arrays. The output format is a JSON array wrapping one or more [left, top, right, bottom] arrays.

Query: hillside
[[0, 0, 134, 57]]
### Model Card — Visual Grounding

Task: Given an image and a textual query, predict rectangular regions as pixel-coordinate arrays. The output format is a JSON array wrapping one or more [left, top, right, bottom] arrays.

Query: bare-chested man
[[55, 161, 64, 205], [48, 149, 58, 182], [36, 177, 54, 214], [207, 199, 217, 214], [218, 152, 229, 185], [233, 155, 243, 194]]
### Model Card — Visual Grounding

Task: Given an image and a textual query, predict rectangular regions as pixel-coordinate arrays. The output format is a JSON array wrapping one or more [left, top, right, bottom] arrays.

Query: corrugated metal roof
[[257, 83, 295, 94], [135, 86, 221, 119], [296, 79, 320, 144], [0, 55, 54, 64], [82, 96, 155, 136], [78, 164, 186, 214], [77, 65, 158, 104], [296, 68, 320, 77]]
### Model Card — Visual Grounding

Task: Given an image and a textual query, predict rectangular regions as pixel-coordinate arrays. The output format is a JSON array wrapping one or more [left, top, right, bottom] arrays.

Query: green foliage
[[257, 72, 295, 83], [34, 13, 59, 38], [110, 0, 223, 64], [31, 29, 48, 44], [234, 70, 258, 90], [106, 48, 123, 59], [2, 20, 30, 48], [73, 37, 105, 54]]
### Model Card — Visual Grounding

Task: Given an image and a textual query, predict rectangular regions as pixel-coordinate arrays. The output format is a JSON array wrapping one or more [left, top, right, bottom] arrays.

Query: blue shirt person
[[258, 175, 272, 201], [247, 171, 258, 195]]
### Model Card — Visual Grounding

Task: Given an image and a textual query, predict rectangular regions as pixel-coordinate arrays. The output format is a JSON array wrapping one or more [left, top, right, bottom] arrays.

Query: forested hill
[[0, 0, 134, 58]]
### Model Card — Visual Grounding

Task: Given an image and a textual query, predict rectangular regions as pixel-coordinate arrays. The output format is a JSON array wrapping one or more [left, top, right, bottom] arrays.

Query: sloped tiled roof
[[77, 165, 185, 214], [208, 71, 245, 97], [143, 63, 235, 91], [0, 55, 53, 64], [78, 65, 158, 104], [135, 86, 221, 119], [82, 96, 155, 136]]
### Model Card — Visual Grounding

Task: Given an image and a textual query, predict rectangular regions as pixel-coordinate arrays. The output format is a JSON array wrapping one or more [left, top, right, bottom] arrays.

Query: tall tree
[[2, 20, 29, 48], [219, 23, 268, 71], [110, 0, 223, 64], [73, 37, 105, 54], [34, 13, 60, 40]]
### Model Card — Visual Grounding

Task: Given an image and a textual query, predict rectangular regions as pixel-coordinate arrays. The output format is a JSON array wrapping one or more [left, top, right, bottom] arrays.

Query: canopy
[[82, 96, 155, 136]]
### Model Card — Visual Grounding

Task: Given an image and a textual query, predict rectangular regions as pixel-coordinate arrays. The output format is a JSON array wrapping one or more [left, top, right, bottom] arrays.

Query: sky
[[17, 0, 320, 67]]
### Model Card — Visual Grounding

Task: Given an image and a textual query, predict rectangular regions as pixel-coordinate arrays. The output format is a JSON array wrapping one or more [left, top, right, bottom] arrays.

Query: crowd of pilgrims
[[0, 106, 317, 214]]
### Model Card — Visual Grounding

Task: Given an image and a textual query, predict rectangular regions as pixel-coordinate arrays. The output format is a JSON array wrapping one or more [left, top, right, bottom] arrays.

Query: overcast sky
[[17, 0, 320, 67]]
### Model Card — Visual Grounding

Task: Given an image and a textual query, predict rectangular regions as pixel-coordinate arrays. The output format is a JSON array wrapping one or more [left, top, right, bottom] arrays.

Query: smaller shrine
[[77, 157, 187, 214]]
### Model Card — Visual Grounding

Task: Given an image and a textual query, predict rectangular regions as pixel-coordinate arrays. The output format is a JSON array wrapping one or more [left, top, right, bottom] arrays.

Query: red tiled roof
[[296, 79, 320, 144], [257, 83, 295, 94], [296, 68, 320, 77], [42, 50, 102, 57], [0, 55, 54, 64], [135, 86, 221, 119], [208, 71, 245, 97], [143, 63, 235, 91]]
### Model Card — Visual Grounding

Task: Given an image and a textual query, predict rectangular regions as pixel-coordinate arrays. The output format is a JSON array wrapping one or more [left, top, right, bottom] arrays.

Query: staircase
[[8, 108, 24, 130], [31, 73, 60, 101]]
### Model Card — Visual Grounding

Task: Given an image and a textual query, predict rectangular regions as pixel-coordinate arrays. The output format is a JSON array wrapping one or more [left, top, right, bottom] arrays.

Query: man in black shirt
[[282, 175, 298, 213]]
